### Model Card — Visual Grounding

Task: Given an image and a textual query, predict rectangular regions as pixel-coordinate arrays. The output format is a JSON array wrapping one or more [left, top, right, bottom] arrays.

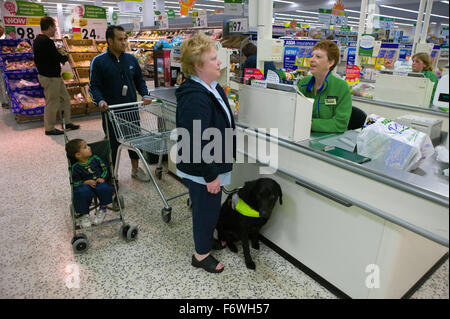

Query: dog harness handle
[[231, 193, 260, 218]]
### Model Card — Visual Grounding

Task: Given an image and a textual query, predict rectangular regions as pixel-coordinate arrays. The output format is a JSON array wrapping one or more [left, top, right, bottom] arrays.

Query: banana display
[[72, 18, 88, 27]]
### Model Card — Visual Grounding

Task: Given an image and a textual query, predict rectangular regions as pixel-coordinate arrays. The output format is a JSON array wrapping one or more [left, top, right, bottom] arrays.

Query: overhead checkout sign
[[2, 0, 44, 40], [118, 0, 143, 13], [72, 5, 107, 40]]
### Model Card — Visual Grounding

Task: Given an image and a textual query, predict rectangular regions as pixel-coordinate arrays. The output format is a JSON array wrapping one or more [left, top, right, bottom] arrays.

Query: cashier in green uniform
[[412, 52, 438, 106], [297, 40, 352, 133]]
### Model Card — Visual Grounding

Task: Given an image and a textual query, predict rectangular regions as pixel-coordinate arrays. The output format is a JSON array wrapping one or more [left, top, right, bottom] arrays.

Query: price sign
[[72, 5, 107, 40], [229, 18, 248, 33], [2, 0, 44, 40], [193, 11, 207, 28], [159, 14, 169, 29]]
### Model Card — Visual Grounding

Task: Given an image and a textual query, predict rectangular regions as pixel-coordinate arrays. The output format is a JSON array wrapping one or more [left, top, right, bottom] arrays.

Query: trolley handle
[[107, 101, 144, 110]]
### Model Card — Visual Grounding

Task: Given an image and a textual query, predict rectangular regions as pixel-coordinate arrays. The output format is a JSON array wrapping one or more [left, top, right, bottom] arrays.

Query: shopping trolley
[[107, 101, 188, 223]]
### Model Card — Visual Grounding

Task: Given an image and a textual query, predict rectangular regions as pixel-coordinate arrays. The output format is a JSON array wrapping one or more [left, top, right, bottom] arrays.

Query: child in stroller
[[65, 138, 113, 227], [63, 118, 137, 254]]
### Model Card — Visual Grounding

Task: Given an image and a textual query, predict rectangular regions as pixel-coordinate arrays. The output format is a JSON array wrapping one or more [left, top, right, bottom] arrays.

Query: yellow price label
[[27, 18, 41, 26]]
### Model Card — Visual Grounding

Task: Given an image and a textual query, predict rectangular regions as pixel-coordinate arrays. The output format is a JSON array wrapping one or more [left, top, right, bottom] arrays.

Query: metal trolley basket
[[107, 101, 187, 223]]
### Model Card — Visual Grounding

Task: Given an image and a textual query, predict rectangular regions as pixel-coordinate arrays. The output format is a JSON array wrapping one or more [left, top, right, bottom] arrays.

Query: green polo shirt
[[297, 72, 352, 133], [423, 70, 438, 106]]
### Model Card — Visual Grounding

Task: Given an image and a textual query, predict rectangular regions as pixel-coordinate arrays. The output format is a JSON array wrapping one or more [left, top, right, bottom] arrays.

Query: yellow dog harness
[[231, 193, 260, 218]]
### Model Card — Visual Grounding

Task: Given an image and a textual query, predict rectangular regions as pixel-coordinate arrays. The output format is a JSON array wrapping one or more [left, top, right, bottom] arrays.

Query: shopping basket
[[107, 101, 187, 223]]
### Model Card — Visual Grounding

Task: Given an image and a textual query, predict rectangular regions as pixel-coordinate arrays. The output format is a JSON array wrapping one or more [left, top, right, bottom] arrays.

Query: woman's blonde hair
[[180, 33, 216, 78], [412, 52, 433, 71]]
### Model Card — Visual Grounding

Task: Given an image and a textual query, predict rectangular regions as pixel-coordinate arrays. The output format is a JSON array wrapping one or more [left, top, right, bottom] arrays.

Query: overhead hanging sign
[[118, 0, 143, 13], [374, 16, 395, 40], [318, 1, 348, 26], [225, 0, 243, 15], [228, 18, 248, 33], [193, 10, 207, 28], [2, 0, 44, 40], [168, 9, 176, 20], [180, 0, 196, 17], [72, 5, 107, 40], [159, 14, 169, 29], [359, 34, 376, 57]]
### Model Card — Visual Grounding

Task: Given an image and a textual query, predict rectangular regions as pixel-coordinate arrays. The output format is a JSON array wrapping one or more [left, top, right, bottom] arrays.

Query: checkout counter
[[351, 71, 449, 133], [150, 84, 449, 299]]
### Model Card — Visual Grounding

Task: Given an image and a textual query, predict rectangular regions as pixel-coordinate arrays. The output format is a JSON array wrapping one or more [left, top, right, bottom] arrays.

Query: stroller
[[63, 116, 138, 254]]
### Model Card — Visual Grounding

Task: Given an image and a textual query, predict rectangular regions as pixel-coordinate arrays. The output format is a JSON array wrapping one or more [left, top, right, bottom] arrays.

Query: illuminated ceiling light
[[295, 10, 319, 15], [380, 4, 449, 19]]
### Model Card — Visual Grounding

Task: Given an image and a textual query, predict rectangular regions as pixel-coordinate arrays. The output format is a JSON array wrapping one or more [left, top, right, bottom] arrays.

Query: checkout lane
[[150, 85, 448, 243], [349, 69, 449, 132]]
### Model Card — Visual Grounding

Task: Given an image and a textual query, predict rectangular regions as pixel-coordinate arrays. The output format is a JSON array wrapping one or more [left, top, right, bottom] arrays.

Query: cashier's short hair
[[180, 33, 216, 78], [413, 52, 433, 71], [65, 139, 83, 161], [40, 17, 55, 31], [313, 40, 340, 71]]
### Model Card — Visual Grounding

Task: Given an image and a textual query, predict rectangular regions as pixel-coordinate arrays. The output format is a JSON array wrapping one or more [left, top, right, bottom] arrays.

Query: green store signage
[[14, 0, 44, 17], [359, 34, 376, 57], [83, 5, 107, 19]]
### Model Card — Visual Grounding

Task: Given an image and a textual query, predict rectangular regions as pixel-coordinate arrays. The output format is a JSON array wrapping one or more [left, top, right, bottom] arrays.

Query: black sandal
[[211, 238, 226, 250], [191, 254, 224, 273]]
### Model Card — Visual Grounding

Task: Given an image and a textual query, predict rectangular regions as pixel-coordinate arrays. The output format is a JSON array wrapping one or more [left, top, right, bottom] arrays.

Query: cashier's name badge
[[325, 97, 337, 105]]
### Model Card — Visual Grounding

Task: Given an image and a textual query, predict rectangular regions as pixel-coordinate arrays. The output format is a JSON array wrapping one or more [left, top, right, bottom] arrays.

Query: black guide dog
[[217, 178, 283, 270]]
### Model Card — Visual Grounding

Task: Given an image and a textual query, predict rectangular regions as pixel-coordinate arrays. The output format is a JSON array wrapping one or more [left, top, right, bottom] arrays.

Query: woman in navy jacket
[[176, 34, 236, 273]]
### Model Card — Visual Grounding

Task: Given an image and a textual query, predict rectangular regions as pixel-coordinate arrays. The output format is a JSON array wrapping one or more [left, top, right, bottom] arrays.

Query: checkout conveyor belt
[[150, 87, 178, 105]]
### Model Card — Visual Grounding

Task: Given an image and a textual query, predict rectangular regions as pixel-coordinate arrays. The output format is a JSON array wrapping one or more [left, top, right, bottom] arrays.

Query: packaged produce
[[74, 60, 91, 67], [97, 42, 107, 53], [15, 41, 32, 53], [350, 82, 374, 99], [5, 60, 35, 70], [72, 93, 86, 103], [69, 45, 96, 52], [356, 114, 435, 171], [9, 79, 40, 90], [15, 94, 45, 109], [2, 46, 14, 53]]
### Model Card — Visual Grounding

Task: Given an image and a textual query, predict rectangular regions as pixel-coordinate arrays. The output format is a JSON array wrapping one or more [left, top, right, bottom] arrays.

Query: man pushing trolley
[[90, 25, 187, 222]]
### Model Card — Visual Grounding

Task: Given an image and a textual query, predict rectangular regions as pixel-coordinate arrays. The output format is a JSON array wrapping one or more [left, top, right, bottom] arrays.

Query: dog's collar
[[231, 193, 260, 218]]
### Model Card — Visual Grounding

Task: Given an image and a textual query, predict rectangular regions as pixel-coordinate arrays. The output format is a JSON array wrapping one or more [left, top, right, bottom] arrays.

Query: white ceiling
[[34, 0, 450, 27]]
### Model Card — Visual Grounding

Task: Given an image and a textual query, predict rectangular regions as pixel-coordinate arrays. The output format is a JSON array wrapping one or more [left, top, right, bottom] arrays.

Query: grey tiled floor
[[0, 108, 447, 299]]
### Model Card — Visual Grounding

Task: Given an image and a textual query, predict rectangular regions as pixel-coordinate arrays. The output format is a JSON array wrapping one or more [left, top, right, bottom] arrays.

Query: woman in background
[[412, 52, 438, 106]]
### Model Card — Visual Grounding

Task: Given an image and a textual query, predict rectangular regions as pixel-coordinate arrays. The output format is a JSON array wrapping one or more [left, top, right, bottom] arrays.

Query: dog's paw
[[228, 243, 238, 253], [251, 242, 260, 250], [245, 260, 256, 270]]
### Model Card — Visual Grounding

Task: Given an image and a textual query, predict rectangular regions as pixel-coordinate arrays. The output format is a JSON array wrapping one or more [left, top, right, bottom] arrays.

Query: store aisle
[[0, 108, 447, 299]]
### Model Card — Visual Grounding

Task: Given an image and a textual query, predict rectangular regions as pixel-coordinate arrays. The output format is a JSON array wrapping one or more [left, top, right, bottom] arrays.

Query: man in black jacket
[[34, 17, 79, 135], [89, 25, 152, 182]]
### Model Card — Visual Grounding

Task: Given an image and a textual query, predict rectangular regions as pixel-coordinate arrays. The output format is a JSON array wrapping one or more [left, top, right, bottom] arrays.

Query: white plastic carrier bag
[[356, 114, 435, 171]]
